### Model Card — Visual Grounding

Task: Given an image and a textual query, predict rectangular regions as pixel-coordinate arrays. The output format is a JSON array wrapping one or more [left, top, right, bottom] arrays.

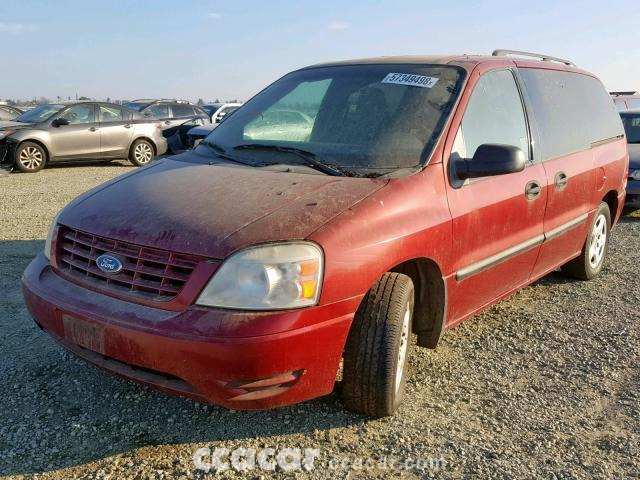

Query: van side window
[[518, 69, 624, 161], [451, 70, 529, 161]]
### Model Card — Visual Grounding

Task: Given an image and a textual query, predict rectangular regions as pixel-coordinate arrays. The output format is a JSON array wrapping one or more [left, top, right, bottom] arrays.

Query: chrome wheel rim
[[134, 143, 153, 164], [19, 146, 44, 170], [395, 301, 411, 394], [588, 214, 607, 269]]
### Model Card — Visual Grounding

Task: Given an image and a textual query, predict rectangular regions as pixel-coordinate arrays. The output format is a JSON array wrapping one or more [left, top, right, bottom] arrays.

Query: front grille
[[55, 227, 205, 302]]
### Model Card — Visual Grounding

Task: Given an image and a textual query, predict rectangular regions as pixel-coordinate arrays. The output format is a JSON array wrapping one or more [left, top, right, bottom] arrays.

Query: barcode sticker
[[382, 73, 439, 88]]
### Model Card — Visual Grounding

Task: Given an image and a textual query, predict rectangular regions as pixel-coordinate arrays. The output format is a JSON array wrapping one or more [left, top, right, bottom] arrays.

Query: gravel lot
[[1, 162, 638, 479]]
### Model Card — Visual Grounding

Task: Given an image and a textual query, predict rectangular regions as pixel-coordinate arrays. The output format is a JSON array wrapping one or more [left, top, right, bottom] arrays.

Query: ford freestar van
[[22, 50, 628, 417]]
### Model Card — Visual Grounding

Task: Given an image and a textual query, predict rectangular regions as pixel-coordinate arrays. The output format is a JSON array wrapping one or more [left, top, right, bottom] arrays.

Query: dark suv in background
[[619, 109, 640, 212], [123, 99, 211, 152], [611, 91, 640, 111]]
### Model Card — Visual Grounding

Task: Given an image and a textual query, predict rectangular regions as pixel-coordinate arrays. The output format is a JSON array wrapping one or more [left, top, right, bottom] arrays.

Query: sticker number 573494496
[[381, 72, 439, 89]]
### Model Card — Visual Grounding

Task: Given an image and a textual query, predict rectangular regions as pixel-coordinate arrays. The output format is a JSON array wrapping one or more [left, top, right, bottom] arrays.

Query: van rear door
[[518, 68, 624, 278]]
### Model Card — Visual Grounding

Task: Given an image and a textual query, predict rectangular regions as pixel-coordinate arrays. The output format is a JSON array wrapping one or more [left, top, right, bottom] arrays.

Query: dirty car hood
[[59, 158, 386, 259]]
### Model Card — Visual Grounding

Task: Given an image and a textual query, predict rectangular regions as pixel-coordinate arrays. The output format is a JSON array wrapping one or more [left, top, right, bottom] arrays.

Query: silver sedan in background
[[0, 102, 167, 173]]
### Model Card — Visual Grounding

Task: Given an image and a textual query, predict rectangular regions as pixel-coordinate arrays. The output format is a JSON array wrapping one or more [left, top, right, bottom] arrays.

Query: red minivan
[[23, 50, 628, 417]]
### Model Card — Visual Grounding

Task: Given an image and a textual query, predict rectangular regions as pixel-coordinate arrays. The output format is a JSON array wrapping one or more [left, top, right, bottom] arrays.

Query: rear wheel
[[128, 139, 155, 167], [15, 142, 46, 173], [341, 272, 414, 417], [561, 202, 611, 280]]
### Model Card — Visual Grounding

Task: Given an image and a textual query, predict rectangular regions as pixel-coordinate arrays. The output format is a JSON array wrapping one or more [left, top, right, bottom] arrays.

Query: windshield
[[123, 102, 146, 111], [195, 64, 465, 176], [621, 113, 640, 143], [14, 104, 66, 123]]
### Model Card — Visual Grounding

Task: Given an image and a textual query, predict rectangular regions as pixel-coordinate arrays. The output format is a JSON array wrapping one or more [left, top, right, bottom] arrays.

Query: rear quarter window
[[518, 69, 624, 161]]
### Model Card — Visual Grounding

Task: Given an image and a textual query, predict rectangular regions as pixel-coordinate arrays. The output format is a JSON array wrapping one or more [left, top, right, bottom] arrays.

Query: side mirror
[[52, 118, 70, 127], [455, 144, 526, 180]]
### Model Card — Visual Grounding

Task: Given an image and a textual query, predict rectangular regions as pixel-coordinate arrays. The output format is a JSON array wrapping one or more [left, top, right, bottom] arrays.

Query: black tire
[[15, 141, 46, 173], [622, 206, 637, 216], [128, 139, 155, 167], [341, 272, 414, 417], [561, 202, 611, 280]]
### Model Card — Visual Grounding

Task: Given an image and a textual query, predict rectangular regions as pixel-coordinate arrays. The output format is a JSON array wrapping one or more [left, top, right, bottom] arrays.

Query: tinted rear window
[[172, 104, 195, 117], [518, 69, 624, 161]]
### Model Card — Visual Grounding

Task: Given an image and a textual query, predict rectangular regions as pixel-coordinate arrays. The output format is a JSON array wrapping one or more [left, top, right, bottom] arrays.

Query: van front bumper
[[22, 253, 357, 410]]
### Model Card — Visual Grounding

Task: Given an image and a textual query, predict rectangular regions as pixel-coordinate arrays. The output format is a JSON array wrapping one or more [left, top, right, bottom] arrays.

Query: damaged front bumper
[[0, 140, 15, 171], [22, 253, 357, 410]]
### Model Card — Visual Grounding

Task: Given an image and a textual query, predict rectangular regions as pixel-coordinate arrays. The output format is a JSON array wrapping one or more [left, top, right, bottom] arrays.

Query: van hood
[[59, 157, 386, 259], [629, 144, 640, 169]]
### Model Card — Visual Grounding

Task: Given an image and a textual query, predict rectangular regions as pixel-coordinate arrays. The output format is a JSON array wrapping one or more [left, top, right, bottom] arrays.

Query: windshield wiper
[[232, 143, 348, 176], [199, 141, 260, 167]]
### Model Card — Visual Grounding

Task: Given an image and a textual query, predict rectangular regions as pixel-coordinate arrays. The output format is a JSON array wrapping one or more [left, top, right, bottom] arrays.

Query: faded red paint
[[22, 55, 629, 410]]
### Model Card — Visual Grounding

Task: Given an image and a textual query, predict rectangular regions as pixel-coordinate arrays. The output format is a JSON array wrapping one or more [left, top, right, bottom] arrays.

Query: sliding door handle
[[555, 171, 568, 190], [525, 180, 541, 200]]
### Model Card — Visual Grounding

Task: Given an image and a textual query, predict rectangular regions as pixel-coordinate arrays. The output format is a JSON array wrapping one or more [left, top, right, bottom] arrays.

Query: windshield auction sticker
[[382, 73, 439, 88]]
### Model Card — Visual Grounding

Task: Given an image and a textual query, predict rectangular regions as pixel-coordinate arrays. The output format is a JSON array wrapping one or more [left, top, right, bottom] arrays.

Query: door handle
[[554, 171, 568, 190], [124, 124, 131, 129], [89, 127, 97, 132], [525, 180, 542, 200]]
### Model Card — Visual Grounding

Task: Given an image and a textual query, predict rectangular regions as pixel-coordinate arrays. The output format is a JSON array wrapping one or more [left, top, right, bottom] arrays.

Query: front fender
[[8, 129, 53, 157], [309, 163, 453, 306]]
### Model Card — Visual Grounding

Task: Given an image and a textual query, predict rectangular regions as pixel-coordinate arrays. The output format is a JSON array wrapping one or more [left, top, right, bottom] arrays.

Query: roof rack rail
[[492, 49, 575, 66], [609, 91, 639, 97]]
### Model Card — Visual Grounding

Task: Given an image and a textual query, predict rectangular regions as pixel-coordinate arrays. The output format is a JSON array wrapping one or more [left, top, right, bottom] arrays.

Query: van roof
[[303, 51, 591, 76]]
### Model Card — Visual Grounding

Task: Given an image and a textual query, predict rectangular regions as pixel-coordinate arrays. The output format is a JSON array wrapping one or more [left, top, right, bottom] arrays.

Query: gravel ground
[[1, 162, 638, 479]]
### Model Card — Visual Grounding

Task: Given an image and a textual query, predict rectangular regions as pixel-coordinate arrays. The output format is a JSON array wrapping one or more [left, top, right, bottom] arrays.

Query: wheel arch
[[15, 138, 50, 164], [389, 257, 447, 349], [129, 136, 157, 156], [602, 189, 618, 222]]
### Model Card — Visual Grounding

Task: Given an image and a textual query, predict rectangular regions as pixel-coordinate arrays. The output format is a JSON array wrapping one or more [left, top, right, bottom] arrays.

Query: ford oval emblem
[[96, 254, 124, 274]]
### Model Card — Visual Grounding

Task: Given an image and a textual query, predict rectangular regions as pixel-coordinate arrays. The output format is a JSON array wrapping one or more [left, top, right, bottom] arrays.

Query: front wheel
[[15, 142, 46, 173], [341, 272, 414, 417], [561, 202, 611, 280], [128, 139, 155, 167]]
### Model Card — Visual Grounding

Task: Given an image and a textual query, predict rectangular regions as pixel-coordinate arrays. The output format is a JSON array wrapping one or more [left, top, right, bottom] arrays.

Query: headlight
[[44, 210, 62, 260], [196, 242, 323, 310]]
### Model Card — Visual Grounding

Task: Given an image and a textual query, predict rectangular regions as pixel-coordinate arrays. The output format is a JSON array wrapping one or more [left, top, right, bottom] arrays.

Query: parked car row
[[0, 102, 167, 172], [21, 50, 629, 416]]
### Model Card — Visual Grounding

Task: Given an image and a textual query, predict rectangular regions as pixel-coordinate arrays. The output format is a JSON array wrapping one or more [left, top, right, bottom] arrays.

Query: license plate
[[62, 315, 105, 355]]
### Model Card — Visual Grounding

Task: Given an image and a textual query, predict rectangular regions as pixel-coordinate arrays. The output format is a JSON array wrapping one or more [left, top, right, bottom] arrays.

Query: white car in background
[[202, 102, 242, 123], [244, 109, 314, 142]]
